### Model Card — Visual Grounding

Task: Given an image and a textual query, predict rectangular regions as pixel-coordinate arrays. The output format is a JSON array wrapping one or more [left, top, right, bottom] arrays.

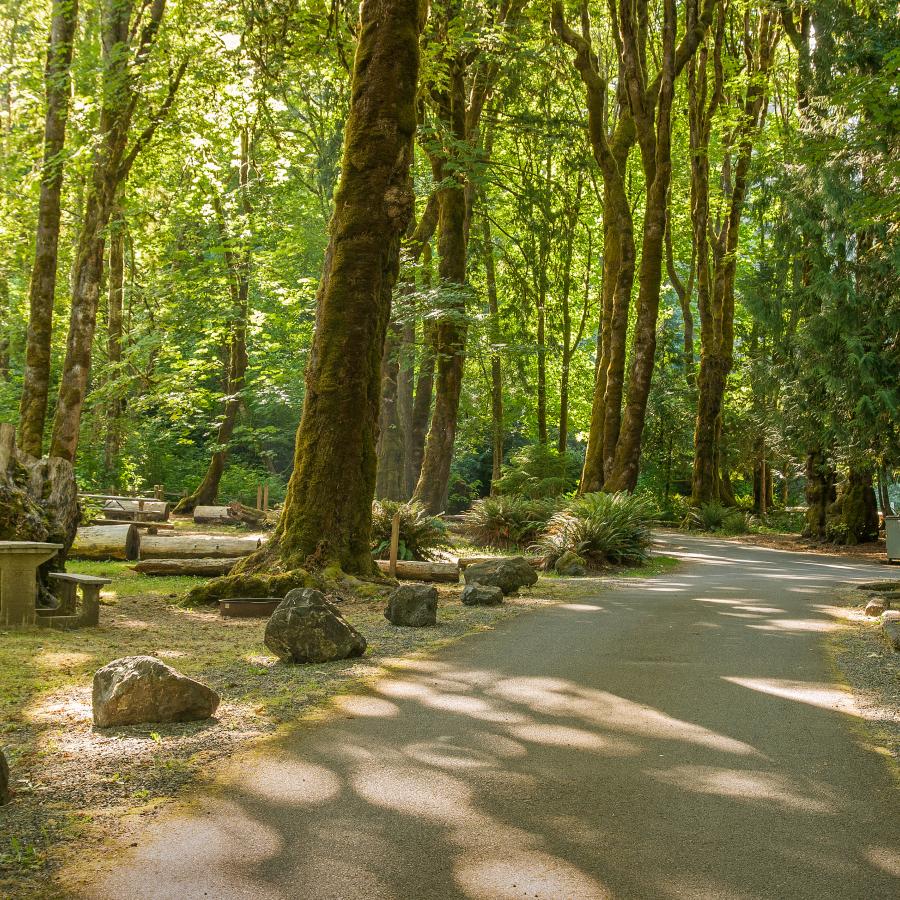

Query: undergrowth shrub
[[536, 491, 654, 569], [493, 444, 581, 499], [371, 500, 450, 561], [462, 495, 559, 550], [683, 500, 748, 534]]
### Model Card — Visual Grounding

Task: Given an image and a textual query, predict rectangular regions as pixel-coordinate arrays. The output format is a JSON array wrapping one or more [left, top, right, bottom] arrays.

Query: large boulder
[[463, 557, 538, 595], [461, 583, 504, 606], [1, 747, 10, 805], [92, 656, 220, 728], [385, 585, 437, 627], [881, 611, 900, 652], [554, 551, 587, 577], [265, 589, 366, 663]]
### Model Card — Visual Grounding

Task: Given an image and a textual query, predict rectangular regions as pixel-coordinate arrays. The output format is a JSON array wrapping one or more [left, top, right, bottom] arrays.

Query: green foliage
[[494, 444, 581, 499], [536, 491, 654, 569], [462, 494, 559, 550], [683, 501, 749, 535], [371, 500, 450, 562]]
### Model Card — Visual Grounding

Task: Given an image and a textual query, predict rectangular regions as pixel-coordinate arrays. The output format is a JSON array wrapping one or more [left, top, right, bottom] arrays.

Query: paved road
[[90, 536, 900, 900]]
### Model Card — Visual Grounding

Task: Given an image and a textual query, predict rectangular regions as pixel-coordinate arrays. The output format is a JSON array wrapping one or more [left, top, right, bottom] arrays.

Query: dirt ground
[[721, 532, 894, 563]]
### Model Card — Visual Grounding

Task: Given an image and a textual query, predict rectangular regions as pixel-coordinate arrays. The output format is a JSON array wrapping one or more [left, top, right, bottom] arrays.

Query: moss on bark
[[239, 0, 422, 577]]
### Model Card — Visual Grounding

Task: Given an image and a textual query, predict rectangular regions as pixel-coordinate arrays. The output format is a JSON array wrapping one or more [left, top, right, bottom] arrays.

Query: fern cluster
[[371, 500, 450, 561], [535, 492, 654, 569]]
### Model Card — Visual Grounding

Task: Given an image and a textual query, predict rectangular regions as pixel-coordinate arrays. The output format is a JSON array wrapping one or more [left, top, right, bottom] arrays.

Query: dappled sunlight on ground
[[723, 677, 866, 717], [646, 765, 838, 813]]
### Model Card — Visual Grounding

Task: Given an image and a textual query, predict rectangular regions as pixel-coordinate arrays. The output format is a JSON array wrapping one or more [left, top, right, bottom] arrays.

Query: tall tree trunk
[[406, 315, 436, 495], [691, 9, 777, 504], [378, 186, 438, 498], [176, 129, 253, 514], [482, 214, 504, 490], [0, 277, 10, 380], [17, 0, 79, 456], [536, 282, 547, 445], [236, 0, 422, 574], [49, 0, 184, 462], [375, 321, 407, 500], [411, 1, 520, 512], [413, 59, 468, 514], [103, 207, 125, 479], [557, 181, 585, 454]]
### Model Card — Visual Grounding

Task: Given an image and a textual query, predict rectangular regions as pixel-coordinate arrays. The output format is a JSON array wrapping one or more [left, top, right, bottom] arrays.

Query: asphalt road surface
[[89, 534, 900, 899]]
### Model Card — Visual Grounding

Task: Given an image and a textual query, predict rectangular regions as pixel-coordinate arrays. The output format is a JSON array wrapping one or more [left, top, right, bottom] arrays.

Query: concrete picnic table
[[0, 541, 63, 628]]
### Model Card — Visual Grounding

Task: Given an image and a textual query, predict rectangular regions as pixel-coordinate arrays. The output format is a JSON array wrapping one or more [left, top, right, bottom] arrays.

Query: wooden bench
[[38, 572, 112, 630]]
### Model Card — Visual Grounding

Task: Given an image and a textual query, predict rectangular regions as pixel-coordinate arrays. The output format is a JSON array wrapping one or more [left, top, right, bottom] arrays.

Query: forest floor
[[0, 529, 676, 899]]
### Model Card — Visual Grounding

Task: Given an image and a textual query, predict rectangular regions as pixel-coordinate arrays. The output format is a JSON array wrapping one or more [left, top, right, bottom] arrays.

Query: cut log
[[375, 559, 459, 583], [140, 534, 264, 560], [72, 524, 140, 561], [193, 505, 239, 526], [457, 555, 544, 570], [227, 501, 267, 524], [102, 499, 170, 522], [131, 557, 240, 576]]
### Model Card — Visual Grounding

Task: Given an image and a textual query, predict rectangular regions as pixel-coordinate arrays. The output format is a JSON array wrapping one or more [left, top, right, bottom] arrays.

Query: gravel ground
[[827, 585, 900, 770]]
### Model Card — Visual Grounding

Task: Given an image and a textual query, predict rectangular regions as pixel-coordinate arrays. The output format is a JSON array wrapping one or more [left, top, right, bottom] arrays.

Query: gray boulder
[[461, 583, 504, 606], [1, 747, 9, 805], [93, 656, 220, 728], [555, 551, 587, 577], [385, 585, 437, 627], [463, 557, 538, 595], [882, 611, 900, 652], [265, 589, 366, 663]]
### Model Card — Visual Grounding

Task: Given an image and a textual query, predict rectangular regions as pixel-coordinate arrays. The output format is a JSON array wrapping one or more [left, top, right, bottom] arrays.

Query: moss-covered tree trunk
[[17, 0, 79, 457], [838, 468, 879, 544], [238, 0, 422, 574], [804, 450, 836, 538]]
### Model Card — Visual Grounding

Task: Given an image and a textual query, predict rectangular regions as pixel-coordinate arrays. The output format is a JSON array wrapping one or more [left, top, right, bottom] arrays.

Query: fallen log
[[91, 519, 174, 531], [193, 505, 239, 526], [227, 501, 267, 524], [457, 555, 544, 570], [375, 559, 460, 583], [131, 557, 241, 576], [139, 534, 264, 560], [72, 524, 140, 561], [102, 499, 170, 522]]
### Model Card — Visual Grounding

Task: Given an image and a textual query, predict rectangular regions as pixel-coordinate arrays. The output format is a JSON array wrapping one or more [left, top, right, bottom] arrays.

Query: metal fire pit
[[219, 598, 281, 618]]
